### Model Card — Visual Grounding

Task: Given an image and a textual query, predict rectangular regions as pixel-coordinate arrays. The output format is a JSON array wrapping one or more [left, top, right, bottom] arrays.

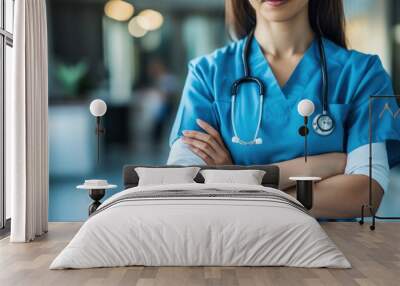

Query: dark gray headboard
[[123, 165, 280, 189]]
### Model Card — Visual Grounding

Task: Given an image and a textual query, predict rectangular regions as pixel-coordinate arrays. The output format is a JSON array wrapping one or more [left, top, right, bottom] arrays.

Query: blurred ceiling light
[[104, 0, 134, 22], [137, 9, 164, 31], [128, 17, 148, 38]]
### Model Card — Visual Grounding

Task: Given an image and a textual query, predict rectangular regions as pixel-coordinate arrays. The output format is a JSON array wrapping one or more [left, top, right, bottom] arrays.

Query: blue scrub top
[[170, 36, 400, 167]]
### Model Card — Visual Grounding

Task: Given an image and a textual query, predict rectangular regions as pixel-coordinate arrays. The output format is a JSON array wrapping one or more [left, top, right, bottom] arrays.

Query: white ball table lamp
[[297, 99, 315, 162], [76, 99, 117, 216], [290, 99, 321, 210], [90, 99, 107, 163]]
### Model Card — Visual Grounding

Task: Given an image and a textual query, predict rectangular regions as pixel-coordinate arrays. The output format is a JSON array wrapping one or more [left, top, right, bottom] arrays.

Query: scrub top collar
[[247, 35, 321, 99]]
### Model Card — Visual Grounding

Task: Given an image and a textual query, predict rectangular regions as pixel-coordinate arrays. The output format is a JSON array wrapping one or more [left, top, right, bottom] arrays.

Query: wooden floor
[[0, 222, 399, 286]]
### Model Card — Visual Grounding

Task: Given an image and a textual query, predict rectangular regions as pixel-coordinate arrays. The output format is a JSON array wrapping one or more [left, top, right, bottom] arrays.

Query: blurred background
[[47, 0, 400, 221]]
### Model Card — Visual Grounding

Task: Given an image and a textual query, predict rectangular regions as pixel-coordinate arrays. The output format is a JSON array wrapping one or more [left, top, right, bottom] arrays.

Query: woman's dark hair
[[225, 0, 347, 48]]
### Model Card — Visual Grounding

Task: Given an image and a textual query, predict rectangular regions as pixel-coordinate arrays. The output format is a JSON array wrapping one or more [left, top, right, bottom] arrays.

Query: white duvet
[[50, 183, 351, 269]]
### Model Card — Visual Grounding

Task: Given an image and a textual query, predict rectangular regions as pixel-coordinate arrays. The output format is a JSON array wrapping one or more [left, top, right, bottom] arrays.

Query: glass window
[[1, 0, 14, 228], [5, 0, 14, 33], [0, 1, 3, 29], [5, 44, 12, 220], [0, 38, 3, 228]]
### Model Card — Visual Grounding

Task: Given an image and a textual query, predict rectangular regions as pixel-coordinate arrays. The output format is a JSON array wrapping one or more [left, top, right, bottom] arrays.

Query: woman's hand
[[182, 119, 233, 165]]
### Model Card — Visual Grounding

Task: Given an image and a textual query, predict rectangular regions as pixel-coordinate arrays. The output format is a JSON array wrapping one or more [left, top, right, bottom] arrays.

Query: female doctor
[[167, 0, 400, 218]]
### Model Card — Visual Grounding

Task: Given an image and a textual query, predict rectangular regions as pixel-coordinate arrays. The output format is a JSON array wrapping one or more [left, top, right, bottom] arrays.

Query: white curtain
[[8, 0, 49, 242]]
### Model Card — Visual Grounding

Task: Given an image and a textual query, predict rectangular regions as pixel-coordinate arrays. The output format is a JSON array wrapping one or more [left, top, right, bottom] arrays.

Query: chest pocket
[[309, 103, 351, 153]]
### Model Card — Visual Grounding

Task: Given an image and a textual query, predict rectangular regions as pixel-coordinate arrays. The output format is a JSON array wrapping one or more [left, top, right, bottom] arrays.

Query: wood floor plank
[[0, 222, 399, 286]]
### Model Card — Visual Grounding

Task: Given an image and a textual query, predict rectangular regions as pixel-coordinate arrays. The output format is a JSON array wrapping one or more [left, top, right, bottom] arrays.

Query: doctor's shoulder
[[324, 38, 393, 104], [187, 39, 245, 82]]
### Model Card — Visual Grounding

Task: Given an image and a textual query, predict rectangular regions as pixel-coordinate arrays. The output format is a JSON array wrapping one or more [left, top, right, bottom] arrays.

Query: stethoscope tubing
[[230, 30, 332, 144], [317, 37, 328, 113]]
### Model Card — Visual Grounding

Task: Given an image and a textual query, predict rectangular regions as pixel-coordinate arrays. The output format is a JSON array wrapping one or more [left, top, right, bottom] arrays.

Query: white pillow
[[135, 167, 201, 186], [200, 169, 266, 185]]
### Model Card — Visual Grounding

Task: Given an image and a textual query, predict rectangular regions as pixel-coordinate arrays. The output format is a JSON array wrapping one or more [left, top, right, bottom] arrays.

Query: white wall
[[103, 17, 134, 105], [49, 105, 94, 177], [344, 0, 392, 73]]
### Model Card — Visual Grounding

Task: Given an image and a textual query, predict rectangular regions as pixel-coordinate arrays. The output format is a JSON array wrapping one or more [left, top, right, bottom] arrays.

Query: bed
[[50, 165, 350, 269]]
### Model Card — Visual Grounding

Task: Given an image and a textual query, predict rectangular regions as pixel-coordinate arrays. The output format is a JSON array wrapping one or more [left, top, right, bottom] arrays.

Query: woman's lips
[[264, 0, 287, 7]]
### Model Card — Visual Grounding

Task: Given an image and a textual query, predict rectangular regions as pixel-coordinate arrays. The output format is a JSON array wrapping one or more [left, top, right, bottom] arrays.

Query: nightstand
[[289, 177, 321, 210], [77, 180, 117, 215]]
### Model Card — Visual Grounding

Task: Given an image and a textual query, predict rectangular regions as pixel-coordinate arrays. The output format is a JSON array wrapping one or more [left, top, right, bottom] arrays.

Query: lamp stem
[[96, 116, 101, 164], [304, 117, 308, 163]]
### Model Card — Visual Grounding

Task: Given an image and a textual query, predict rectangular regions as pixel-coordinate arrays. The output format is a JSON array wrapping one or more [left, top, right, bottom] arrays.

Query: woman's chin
[[259, 9, 299, 23], [258, 0, 309, 23]]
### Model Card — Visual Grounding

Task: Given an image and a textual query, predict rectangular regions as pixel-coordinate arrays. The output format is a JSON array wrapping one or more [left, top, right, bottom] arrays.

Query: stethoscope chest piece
[[312, 113, 335, 136]]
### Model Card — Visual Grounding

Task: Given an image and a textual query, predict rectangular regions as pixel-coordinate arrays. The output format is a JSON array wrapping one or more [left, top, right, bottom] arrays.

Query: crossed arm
[[178, 119, 384, 218], [276, 154, 383, 218]]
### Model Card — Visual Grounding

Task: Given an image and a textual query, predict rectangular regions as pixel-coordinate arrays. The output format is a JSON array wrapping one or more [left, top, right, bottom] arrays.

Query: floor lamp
[[359, 95, 400, 230]]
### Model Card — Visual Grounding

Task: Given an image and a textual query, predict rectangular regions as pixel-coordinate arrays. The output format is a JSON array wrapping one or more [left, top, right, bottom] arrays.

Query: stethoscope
[[230, 31, 335, 145]]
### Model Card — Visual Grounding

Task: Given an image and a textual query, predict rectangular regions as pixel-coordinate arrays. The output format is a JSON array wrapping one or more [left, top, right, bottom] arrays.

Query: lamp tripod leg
[[359, 205, 365, 225], [370, 206, 376, 231]]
